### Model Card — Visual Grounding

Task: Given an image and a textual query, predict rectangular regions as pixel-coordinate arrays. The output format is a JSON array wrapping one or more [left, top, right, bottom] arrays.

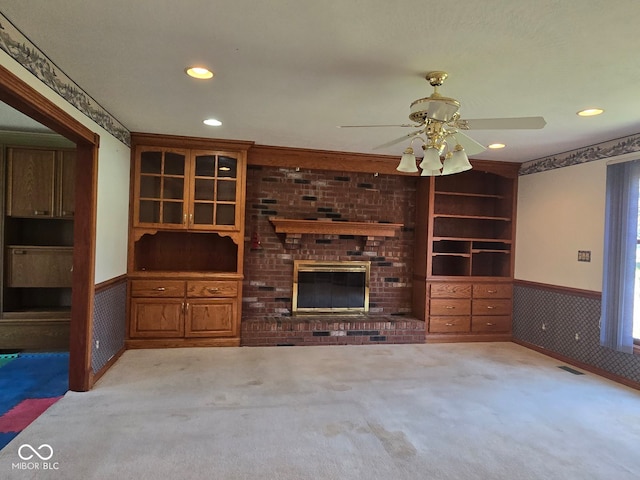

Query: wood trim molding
[[514, 279, 601, 299], [249, 144, 404, 175], [90, 345, 125, 386], [248, 143, 522, 177], [513, 339, 640, 391], [269, 217, 404, 238], [0, 64, 99, 392], [0, 65, 97, 146], [130, 132, 254, 151], [95, 274, 127, 293]]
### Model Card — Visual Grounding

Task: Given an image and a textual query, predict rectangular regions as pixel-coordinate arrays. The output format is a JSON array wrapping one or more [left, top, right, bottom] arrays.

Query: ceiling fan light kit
[[339, 70, 545, 176]]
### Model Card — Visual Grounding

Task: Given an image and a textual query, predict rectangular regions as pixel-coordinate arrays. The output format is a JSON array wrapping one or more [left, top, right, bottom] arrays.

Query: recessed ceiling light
[[186, 67, 214, 79], [203, 118, 222, 126], [577, 108, 604, 117], [488, 143, 506, 149]]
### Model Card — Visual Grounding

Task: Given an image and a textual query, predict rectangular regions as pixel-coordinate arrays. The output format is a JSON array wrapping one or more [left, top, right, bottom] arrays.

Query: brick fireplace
[[241, 165, 426, 346]]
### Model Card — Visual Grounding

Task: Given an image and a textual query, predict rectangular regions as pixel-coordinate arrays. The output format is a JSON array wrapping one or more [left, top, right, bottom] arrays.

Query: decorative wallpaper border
[[0, 13, 131, 146], [520, 133, 640, 175]]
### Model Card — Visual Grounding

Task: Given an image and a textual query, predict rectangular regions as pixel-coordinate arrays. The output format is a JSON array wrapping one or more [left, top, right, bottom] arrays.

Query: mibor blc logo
[[12, 443, 59, 471]]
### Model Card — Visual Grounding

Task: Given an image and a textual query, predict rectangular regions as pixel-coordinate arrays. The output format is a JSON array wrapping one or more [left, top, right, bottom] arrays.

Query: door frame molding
[[0, 64, 99, 391]]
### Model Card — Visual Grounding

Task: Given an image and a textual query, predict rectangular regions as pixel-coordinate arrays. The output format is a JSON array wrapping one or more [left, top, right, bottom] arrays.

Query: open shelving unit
[[412, 160, 520, 341]]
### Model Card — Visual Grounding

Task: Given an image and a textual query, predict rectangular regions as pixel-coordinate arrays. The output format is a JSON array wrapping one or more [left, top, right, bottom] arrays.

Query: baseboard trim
[[90, 345, 126, 387], [426, 333, 512, 343], [513, 339, 640, 391]]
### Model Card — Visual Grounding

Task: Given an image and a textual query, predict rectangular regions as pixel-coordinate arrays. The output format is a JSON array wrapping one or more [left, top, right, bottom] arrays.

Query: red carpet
[[0, 397, 62, 433]]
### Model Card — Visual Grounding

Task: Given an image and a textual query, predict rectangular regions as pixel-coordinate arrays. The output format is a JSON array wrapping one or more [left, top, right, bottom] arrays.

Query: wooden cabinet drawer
[[472, 299, 512, 316], [430, 298, 471, 316], [6, 246, 73, 287], [429, 316, 470, 333], [130, 280, 185, 297], [187, 281, 238, 298], [471, 315, 511, 333], [430, 283, 472, 298], [473, 283, 512, 298]]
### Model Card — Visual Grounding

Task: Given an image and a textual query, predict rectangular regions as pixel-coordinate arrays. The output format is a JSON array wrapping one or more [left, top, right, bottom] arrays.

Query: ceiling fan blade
[[338, 124, 418, 128], [373, 129, 423, 150], [450, 131, 487, 156], [463, 116, 546, 130]]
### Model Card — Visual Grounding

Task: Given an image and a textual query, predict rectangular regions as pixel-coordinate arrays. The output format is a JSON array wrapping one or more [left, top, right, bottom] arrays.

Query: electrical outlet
[[578, 250, 591, 262], [574, 333, 580, 341], [95, 340, 100, 349], [542, 323, 547, 331]]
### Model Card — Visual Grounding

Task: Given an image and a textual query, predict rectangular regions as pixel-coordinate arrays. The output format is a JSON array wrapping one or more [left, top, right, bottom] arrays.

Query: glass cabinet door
[[191, 152, 238, 229], [136, 149, 188, 227]]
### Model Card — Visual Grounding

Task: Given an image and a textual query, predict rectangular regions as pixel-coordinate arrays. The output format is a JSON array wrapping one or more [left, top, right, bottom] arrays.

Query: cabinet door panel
[[6, 246, 73, 287], [186, 299, 236, 337], [7, 148, 56, 217], [130, 299, 184, 338], [58, 150, 76, 218]]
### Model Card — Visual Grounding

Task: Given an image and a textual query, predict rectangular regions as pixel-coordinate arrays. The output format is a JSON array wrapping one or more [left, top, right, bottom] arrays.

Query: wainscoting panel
[[513, 283, 640, 384], [91, 279, 127, 374]]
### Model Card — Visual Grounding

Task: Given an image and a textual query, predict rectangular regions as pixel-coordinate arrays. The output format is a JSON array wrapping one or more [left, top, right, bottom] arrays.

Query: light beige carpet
[[0, 342, 639, 479]]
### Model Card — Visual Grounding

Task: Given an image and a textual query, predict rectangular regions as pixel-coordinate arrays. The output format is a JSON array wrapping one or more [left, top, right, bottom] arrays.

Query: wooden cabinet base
[[0, 316, 70, 350], [425, 332, 512, 343], [126, 337, 240, 349]]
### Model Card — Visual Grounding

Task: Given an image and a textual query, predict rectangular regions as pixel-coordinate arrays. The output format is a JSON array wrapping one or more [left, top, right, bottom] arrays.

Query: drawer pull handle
[[486, 322, 495, 326], [61, 210, 74, 217], [154, 287, 166, 292], [486, 306, 496, 309], [13, 250, 27, 255], [487, 290, 497, 294], [445, 306, 455, 309], [445, 323, 454, 326], [33, 210, 49, 215], [183, 213, 187, 225], [207, 287, 220, 293]]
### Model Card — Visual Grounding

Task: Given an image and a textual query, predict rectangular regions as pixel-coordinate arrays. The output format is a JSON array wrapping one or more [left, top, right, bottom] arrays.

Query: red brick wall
[[242, 166, 416, 320]]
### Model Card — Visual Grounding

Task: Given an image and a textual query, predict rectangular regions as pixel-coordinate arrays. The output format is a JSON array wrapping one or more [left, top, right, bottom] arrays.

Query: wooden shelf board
[[435, 191, 505, 199], [433, 253, 471, 257], [269, 217, 404, 237], [433, 214, 511, 221], [434, 236, 512, 243]]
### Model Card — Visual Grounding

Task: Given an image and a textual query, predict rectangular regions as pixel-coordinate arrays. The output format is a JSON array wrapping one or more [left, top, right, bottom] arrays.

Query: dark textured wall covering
[[91, 280, 127, 373], [513, 284, 640, 383]]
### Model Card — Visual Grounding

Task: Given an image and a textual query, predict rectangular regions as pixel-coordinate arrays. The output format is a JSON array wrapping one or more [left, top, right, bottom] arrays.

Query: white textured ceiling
[[1, 1, 639, 162]]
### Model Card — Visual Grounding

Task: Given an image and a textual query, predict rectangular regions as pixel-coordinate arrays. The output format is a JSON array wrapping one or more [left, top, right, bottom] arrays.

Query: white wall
[[515, 159, 607, 291], [0, 50, 131, 284]]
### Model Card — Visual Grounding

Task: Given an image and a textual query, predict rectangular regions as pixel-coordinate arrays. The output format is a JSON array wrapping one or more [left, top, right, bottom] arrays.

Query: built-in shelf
[[269, 217, 404, 238]]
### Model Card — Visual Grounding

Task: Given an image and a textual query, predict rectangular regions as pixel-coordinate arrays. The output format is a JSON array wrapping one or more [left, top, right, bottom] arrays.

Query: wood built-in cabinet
[[1, 146, 75, 350], [127, 134, 252, 348], [413, 161, 519, 342]]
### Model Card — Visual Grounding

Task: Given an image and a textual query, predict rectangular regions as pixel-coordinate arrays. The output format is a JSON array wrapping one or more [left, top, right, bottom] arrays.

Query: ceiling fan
[[339, 71, 546, 175]]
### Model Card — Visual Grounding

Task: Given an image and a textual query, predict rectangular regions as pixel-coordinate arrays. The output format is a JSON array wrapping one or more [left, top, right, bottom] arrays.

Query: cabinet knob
[[154, 287, 166, 292], [33, 210, 49, 216]]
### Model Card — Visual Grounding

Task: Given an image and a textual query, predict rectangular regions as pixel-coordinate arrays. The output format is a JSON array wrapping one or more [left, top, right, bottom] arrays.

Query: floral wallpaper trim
[[0, 14, 130, 146], [519, 133, 640, 176]]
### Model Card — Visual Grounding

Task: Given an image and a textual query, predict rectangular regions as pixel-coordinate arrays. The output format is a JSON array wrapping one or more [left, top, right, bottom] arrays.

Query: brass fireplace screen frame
[[292, 260, 370, 314]]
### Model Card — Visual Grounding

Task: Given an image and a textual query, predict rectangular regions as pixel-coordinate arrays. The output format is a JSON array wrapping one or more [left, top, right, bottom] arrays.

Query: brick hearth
[[241, 316, 426, 346]]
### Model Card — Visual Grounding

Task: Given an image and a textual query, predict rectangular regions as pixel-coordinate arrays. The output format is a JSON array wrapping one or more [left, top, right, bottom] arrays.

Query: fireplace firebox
[[292, 260, 370, 314]]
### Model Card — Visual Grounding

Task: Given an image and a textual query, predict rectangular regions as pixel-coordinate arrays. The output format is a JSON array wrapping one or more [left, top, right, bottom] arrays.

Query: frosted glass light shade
[[397, 149, 418, 173], [442, 145, 472, 175], [419, 147, 443, 171]]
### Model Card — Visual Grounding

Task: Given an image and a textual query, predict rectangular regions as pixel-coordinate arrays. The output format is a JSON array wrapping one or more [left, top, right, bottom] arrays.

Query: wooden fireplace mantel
[[268, 217, 404, 238]]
